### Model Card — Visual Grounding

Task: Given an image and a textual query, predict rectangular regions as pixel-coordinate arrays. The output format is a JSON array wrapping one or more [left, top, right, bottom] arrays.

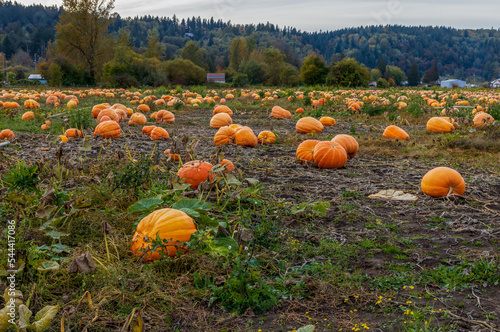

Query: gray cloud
[[17, 0, 500, 31]]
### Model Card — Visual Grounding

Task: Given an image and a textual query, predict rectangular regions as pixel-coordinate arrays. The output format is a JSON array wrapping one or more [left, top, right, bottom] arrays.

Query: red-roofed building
[[207, 73, 225, 83]]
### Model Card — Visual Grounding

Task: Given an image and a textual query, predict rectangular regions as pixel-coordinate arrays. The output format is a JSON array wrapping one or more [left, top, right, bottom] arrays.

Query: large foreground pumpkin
[[312, 141, 347, 169], [177, 160, 214, 189], [130, 208, 197, 262], [421, 167, 465, 198]]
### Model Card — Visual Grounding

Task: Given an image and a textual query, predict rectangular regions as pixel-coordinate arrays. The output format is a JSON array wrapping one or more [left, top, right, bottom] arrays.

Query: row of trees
[[9, 0, 481, 87]]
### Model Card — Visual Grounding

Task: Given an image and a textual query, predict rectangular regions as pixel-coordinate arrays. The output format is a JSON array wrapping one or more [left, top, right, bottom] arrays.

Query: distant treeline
[[1, 1, 499, 86]]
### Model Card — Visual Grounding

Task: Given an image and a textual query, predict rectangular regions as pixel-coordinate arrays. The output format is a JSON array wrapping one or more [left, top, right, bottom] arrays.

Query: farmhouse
[[490, 79, 500, 88], [28, 74, 47, 85], [440, 79, 466, 88], [207, 73, 225, 83]]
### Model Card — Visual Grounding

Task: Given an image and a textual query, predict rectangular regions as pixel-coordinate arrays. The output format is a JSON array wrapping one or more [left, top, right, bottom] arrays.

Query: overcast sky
[[19, 0, 500, 32]]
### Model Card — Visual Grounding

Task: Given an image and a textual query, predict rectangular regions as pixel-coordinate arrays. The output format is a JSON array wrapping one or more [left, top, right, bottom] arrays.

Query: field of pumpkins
[[0, 87, 499, 331]]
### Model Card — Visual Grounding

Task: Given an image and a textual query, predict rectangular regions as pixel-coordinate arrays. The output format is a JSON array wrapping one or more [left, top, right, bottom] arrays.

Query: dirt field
[[1, 93, 500, 331]]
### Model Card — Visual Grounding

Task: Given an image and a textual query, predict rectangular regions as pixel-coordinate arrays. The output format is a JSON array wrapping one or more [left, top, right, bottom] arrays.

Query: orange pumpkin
[[257, 131, 276, 145], [213, 105, 233, 117], [97, 109, 120, 123], [214, 126, 236, 146], [164, 149, 180, 161], [220, 159, 235, 173], [319, 117, 336, 126], [210, 113, 232, 128], [177, 160, 214, 189], [421, 167, 465, 198], [426, 117, 455, 133], [137, 104, 150, 112], [128, 112, 147, 126], [382, 125, 410, 140], [155, 110, 175, 123], [46, 96, 60, 106], [296, 117, 324, 134], [130, 208, 197, 261], [24, 99, 40, 109], [296, 140, 320, 163], [312, 141, 347, 169], [150, 127, 169, 140], [64, 128, 83, 138], [92, 103, 111, 118], [0, 129, 15, 141], [60, 135, 68, 142], [22, 111, 35, 121], [331, 134, 359, 159], [270, 106, 292, 119], [234, 127, 258, 148], [142, 125, 156, 135], [473, 112, 495, 130], [295, 108, 304, 114], [94, 120, 121, 139]]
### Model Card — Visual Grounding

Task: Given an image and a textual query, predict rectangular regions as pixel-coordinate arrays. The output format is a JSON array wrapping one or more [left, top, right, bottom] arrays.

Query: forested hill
[[1, 1, 499, 81]]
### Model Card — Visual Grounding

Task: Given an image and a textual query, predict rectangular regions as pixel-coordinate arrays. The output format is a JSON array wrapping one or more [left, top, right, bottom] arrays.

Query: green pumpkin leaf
[[197, 215, 218, 227], [128, 197, 163, 214], [312, 202, 329, 216], [297, 325, 315, 332], [172, 199, 212, 212], [44, 231, 69, 240], [176, 208, 199, 217], [210, 237, 239, 255]]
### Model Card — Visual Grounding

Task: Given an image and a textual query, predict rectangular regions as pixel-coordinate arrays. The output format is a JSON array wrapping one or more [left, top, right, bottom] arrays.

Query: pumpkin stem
[[447, 186, 454, 197]]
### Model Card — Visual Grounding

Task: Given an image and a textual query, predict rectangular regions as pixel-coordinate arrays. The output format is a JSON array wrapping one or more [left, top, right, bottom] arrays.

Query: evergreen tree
[[407, 62, 420, 86], [422, 59, 439, 84], [377, 56, 387, 76]]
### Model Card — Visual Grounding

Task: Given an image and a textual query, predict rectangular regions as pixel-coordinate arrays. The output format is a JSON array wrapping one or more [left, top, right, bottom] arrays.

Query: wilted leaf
[[368, 189, 418, 201], [35, 205, 57, 219], [79, 138, 92, 152], [128, 197, 163, 214], [121, 308, 144, 332], [0, 307, 12, 332], [67, 252, 96, 274], [32, 305, 59, 332], [18, 304, 33, 329], [225, 174, 241, 186], [244, 178, 259, 186], [33, 260, 60, 272], [102, 221, 111, 234], [0, 258, 25, 277]]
